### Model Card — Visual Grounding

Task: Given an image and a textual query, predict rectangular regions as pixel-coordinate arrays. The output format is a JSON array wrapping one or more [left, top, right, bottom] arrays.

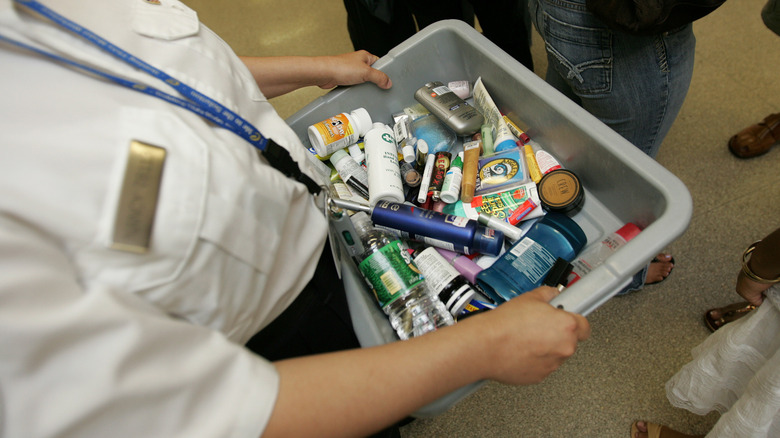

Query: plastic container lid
[[402, 145, 416, 163], [443, 283, 476, 316], [329, 148, 349, 164], [538, 169, 584, 215], [471, 225, 504, 256], [539, 212, 588, 253], [417, 139, 429, 155], [351, 108, 373, 136], [435, 248, 483, 284]]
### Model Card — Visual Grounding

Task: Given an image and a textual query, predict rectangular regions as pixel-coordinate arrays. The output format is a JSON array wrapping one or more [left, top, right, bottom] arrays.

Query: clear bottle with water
[[350, 212, 454, 340]]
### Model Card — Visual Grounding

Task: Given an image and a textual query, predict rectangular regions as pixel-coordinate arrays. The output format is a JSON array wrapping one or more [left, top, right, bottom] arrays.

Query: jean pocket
[[541, 3, 613, 95]]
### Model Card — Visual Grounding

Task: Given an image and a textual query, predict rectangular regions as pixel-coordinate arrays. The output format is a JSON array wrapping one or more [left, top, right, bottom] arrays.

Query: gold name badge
[[111, 140, 167, 253]]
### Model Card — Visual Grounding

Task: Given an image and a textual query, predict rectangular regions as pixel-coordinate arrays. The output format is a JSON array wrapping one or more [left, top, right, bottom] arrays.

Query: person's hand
[[735, 270, 771, 306], [314, 50, 392, 91], [464, 286, 590, 386]]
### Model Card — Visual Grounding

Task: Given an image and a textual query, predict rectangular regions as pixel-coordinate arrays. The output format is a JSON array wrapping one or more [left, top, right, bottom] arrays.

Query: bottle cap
[[402, 145, 416, 163], [417, 139, 429, 155], [351, 108, 373, 136], [471, 225, 504, 256], [435, 248, 483, 284], [538, 169, 584, 215], [616, 223, 641, 241], [349, 211, 373, 238], [329, 149, 348, 165], [307, 125, 327, 157], [542, 258, 574, 288], [443, 283, 476, 316]]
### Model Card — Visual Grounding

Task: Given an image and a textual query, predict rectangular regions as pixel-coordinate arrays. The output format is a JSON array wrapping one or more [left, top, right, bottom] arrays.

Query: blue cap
[[493, 139, 519, 152], [471, 225, 505, 256]]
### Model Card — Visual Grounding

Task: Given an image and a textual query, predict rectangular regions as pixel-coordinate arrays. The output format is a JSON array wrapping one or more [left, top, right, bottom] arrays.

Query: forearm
[[263, 317, 489, 438], [240, 56, 328, 98], [240, 51, 391, 99], [261, 287, 587, 438]]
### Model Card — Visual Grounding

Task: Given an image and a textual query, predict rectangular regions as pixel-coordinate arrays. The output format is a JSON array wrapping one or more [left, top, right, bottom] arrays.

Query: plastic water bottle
[[350, 212, 454, 340], [412, 246, 477, 317]]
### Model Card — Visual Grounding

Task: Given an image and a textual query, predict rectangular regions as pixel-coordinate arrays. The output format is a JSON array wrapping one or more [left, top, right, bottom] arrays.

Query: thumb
[[366, 67, 392, 90], [524, 286, 562, 303]]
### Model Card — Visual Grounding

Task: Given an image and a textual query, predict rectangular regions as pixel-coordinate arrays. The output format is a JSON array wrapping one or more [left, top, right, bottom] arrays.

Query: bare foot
[[632, 421, 704, 438], [646, 253, 674, 285]]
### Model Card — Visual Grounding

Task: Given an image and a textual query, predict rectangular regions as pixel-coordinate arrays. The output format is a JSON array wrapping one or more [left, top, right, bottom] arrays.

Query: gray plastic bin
[[285, 20, 692, 417]]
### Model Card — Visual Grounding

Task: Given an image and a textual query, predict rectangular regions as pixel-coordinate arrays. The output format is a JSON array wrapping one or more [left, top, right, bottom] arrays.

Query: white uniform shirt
[[0, 0, 330, 436]]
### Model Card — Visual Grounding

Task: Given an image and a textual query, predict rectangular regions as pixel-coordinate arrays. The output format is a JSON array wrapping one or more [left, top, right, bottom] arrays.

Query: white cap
[[350, 108, 373, 136], [329, 149, 348, 165], [349, 211, 373, 239], [417, 139, 429, 155], [402, 145, 416, 163], [446, 284, 476, 316]]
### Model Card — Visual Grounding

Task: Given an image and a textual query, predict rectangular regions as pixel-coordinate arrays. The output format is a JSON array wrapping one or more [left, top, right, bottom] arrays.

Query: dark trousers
[[343, 0, 534, 70], [244, 241, 405, 437], [245, 240, 360, 360]]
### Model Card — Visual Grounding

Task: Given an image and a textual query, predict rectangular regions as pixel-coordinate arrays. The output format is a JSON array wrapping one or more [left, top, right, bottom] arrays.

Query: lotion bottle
[[364, 122, 404, 205]]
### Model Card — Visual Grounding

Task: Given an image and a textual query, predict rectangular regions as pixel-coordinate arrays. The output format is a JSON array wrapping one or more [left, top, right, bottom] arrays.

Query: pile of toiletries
[[307, 77, 640, 334]]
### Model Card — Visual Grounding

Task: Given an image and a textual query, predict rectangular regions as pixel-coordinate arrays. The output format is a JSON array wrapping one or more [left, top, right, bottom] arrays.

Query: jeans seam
[[543, 0, 588, 13]]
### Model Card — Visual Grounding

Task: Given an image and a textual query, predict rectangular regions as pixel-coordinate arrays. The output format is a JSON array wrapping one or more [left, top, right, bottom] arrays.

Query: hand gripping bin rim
[[284, 20, 693, 417]]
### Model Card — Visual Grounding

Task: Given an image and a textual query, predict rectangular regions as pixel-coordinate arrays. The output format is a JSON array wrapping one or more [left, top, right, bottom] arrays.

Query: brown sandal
[[728, 113, 780, 158], [704, 301, 756, 332]]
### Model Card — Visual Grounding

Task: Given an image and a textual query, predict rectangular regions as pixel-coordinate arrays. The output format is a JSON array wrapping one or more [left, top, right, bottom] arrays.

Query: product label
[[462, 181, 542, 223], [358, 240, 424, 308], [431, 85, 452, 96], [508, 238, 556, 285], [536, 150, 562, 174], [314, 114, 355, 149], [414, 248, 460, 295], [429, 152, 451, 197]]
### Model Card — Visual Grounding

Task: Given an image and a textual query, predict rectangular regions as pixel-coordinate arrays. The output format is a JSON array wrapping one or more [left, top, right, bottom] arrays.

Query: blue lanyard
[[3, 0, 322, 195]]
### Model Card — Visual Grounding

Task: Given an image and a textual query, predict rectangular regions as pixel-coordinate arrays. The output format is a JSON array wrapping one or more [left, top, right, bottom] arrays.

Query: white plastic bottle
[[350, 212, 454, 340], [307, 108, 372, 157], [439, 151, 463, 203], [412, 246, 477, 317], [329, 149, 370, 200], [364, 122, 404, 206]]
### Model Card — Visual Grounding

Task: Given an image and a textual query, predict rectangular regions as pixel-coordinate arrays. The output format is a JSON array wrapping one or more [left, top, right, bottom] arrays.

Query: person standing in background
[[529, 0, 700, 293], [342, 0, 535, 70]]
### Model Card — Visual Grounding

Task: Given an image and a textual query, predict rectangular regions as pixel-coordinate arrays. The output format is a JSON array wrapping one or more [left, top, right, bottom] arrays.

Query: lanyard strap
[[4, 0, 321, 195]]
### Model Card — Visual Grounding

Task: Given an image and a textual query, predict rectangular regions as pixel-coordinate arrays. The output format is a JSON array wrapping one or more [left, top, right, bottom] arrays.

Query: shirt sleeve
[[0, 215, 279, 438]]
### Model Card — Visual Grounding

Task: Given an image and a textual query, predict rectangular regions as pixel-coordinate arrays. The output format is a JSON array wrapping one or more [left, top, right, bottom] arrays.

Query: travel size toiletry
[[308, 108, 372, 157], [330, 198, 505, 256], [566, 223, 641, 286], [537, 169, 584, 215], [364, 122, 404, 205], [414, 81, 484, 136], [476, 213, 587, 303], [329, 149, 369, 200]]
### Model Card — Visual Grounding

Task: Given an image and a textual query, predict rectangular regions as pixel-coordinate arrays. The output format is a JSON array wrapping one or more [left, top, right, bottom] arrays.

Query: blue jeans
[[530, 0, 695, 292], [530, 0, 696, 158]]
